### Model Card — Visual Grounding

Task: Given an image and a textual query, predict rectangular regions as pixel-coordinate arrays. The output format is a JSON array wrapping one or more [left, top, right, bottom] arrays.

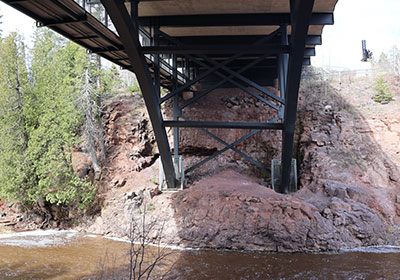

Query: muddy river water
[[0, 230, 400, 279]]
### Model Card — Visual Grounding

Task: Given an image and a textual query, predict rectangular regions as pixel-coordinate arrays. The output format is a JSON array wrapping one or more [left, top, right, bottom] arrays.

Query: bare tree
[[127, 211, 174, 280], [95, 206, 176, 280], [78, 69, 105, 180]]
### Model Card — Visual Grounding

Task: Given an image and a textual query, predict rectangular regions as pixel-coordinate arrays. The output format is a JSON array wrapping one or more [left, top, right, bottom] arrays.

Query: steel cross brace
[[184, 128, 261, 174], [180, 115, 277, 174], [280, 0, 315, 193], [155, 29, 280, 111], [197, 53, 285, 104], [159, 29, 281, 104], [157, 30, 283, 112], [100, 0, 177, 189], [180, 54, 280, 112], [157, 30, 285, 175]]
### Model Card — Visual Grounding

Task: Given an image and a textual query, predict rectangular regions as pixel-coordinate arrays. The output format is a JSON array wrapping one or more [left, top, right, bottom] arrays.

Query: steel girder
[[280, 0, 315, 193], [137, 13, 333, 27], [100, 0, 177, 189]]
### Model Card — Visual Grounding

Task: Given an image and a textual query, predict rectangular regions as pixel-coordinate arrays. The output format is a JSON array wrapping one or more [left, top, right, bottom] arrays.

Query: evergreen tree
[[0, 26, 122, 210], [0, 33, 29, 201], [0, 29, 96, 208], [78, 69, 102, 178], [25, 29, 94, 206]]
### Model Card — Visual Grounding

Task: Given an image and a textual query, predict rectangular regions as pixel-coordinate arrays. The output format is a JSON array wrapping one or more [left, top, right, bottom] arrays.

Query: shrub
[[373, 76, 393, 103]]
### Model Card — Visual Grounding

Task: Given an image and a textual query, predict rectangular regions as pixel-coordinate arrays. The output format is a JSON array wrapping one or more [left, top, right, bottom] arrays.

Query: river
[[0, 230, 400, 279]]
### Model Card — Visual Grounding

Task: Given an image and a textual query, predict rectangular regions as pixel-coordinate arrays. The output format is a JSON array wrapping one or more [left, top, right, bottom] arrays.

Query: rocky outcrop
[[172, 170, 387, 252], [169, 74, 400, 251], [86, 73, 400, 252], [99, 94, 158, 194]]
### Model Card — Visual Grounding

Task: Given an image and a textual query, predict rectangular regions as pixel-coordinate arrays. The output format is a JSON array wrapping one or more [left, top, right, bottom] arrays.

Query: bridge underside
[[2, 0, 338, 193]]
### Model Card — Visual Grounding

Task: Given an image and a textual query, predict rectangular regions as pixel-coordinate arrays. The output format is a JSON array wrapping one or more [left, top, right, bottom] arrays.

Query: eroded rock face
[[99, 94, 158, 193], [87, 75, 400, 252], [172, 170, 387, 252]]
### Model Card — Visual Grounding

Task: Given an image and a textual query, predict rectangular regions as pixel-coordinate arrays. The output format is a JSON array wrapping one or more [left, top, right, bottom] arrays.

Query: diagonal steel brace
[[159, 29, 281, 104]]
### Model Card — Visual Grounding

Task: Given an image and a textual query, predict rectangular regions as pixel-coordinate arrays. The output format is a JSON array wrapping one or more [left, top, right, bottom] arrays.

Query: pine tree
[[0, 26, 121, 209], [373, 76, 393, 104], [0, 29, 95, 207], [0, 33, 30, 201], [25, 29, 95, 206], [78, 69, 102, 178]]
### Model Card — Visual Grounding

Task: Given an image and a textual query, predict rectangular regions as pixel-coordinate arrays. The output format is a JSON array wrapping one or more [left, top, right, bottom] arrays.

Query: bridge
[[1, 0, 338, 193]]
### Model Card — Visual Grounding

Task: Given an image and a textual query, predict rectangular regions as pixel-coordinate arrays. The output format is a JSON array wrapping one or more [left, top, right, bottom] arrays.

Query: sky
[[0, 0, 400, 70], [313, 0, 400, 70]]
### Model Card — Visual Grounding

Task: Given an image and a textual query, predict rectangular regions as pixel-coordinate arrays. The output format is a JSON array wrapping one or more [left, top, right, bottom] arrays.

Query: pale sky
[[0, 0, 400, 70], [313, 0, 400, 69]]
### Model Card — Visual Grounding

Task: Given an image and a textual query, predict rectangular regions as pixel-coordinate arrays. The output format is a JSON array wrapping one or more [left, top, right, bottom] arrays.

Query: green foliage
[[0, 33, 29, 202], [127, 82, 141, 94], [147, 203, 156, 212], [0, 30, 96, 208], [372, 76, 393, 104], [101, 64, 121, 95]]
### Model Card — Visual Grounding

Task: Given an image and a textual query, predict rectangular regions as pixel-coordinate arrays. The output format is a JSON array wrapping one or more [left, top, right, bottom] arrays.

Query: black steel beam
[[178, 58, 276, 69], [36, 17, 88, 27], [280, 0, 315, 193], [100, 0, 177, 189], [188, 57, 311, 69], [141, 45, 290, 55], [304, 48, 315, 56], [305, 35, 322, 45], [164, 121, 283, 130], [91, 47, 125, 54], [278, 24, 289, 116], [71, 35, 99, 41], [173, 35, 322, 46], [138, 13, 333, 27]]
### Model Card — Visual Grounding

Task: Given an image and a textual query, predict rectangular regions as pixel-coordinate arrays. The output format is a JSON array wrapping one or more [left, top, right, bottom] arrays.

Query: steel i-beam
[[101, 0, 177, 189], [172, 54, 180, 178], [152, 25, 161, 98], [280, 0, 315, 193]]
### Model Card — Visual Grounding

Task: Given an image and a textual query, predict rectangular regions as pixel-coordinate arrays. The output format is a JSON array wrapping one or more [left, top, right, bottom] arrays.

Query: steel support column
[[152, 25, 161, 98], [172, 54, 180, 178], [278, 24, 289, 120], [280, 0, 315, 193], [100, 0, 177, 189]]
